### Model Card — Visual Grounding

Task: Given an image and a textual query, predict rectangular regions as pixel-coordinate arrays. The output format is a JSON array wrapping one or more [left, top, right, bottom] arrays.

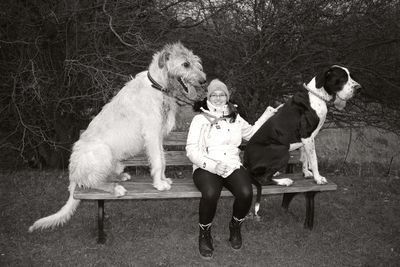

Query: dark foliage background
[[1, 0, 399, 169]]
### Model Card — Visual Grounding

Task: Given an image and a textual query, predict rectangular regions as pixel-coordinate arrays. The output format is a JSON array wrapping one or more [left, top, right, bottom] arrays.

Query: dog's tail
[[251, 173, 278, 216], [253, 179, 262, 216], [28, 182, 80, 232]]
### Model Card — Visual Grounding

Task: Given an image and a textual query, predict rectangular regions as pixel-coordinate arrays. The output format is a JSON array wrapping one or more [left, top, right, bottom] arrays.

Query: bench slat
[[123, 150, 301, 166], [79, 131, 188, 146], [163, 132, 188, 146], [74, 174, 337, 200], [123, 151, 192, 166], [80, 131, 300, 166]]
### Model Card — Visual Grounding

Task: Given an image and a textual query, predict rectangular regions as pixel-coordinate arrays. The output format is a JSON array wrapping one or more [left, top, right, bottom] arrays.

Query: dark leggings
[[193, 167, 253, 225]]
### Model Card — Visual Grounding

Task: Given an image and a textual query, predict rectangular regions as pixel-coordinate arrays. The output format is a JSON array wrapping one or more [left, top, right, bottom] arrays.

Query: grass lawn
[[1, 169, 399, 266]]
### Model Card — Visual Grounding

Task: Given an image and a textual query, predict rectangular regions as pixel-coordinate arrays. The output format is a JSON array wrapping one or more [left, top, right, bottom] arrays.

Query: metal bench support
[[97, 200, 106, 244], [304, 191, 317, 229], [282, 191, 318, 230], [282, 192, 297, 210]]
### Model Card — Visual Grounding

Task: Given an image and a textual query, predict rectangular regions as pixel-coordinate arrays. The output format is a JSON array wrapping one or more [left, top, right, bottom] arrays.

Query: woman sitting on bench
[[186, 79, 278, 258]]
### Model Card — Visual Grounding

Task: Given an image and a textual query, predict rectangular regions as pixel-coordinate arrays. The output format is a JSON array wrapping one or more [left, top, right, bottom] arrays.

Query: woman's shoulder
[[233, 114, 242, 123], [191, 113, 209, 123]]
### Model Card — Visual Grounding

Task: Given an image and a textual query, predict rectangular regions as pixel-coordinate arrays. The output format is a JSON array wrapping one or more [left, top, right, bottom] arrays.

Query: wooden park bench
[[74, 131, 337, 243]]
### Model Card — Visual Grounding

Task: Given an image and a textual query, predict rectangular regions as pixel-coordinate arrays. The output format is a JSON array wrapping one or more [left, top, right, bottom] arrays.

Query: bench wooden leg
[[282, 193, 297, 211], [304, 191, 317, 230], [97, 200, 106, 244]]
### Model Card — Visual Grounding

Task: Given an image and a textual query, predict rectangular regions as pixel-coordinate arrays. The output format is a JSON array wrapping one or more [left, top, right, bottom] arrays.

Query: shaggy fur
[[29, 42, 206, 231]]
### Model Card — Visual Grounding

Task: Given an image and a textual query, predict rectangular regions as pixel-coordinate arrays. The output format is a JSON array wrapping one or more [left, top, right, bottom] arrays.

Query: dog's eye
[[183, 62, 190, 68]]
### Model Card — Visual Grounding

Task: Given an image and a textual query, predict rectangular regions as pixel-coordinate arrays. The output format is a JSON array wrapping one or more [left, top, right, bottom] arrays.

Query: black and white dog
[[244, 65, 361, 214]]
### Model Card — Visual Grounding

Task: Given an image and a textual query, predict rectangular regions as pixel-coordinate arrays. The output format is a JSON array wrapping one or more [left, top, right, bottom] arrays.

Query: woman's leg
[[193, 168, 224, 224], [223, 167, 253, 250], [223, 167, 253, 219], [193, 168, 223, 258]]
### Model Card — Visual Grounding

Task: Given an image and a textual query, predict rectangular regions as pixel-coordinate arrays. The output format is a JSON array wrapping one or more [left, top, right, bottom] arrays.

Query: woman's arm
[[185, 115, 218, 173], [240, 106, 280, 141]]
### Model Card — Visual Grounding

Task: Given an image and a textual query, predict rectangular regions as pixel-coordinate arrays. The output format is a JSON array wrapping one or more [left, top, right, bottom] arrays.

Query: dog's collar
[[335, 94, 347, 102], [303, 83, 332, 102], [147, 71, 166, 92]]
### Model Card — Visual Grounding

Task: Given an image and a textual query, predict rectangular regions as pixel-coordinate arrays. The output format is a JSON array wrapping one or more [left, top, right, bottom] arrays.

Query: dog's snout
[[200, 78, 207, 86], [354, 84, 362, 91]]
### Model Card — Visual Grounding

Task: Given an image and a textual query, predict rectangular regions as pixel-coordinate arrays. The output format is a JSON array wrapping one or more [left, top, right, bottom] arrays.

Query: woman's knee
[[201, 187, 221, 202], [227, 168, 253, 200], [193, 169, 222, 201], [237, 186, 253, 201]]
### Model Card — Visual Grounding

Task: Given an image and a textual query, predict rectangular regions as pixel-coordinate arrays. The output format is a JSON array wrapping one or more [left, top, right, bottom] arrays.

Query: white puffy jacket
[[186, 102, 277, 177]]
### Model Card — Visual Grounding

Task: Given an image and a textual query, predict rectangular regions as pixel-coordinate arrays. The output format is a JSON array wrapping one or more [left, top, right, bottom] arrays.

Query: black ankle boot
[[229, 216, 244, 250], [199, 223, 213, 258]]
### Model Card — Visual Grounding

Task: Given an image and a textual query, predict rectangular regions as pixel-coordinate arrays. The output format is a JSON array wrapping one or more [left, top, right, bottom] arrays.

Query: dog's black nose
[[200, 78, 207, 86], [354, 84, 362, 90]]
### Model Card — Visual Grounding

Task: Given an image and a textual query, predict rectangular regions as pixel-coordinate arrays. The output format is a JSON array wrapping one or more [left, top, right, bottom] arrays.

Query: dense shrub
[[0, 0, 399, 168]]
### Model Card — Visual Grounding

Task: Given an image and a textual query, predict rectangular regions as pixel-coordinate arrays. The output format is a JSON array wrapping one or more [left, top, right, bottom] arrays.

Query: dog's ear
[[158, 51, 170, 68], [324, 66, 348, 95], [315, 68, 330, 89]]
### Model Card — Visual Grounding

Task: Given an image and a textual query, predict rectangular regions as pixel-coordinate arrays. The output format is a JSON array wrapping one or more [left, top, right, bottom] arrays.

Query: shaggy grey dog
[[29, 42, 206, 231]]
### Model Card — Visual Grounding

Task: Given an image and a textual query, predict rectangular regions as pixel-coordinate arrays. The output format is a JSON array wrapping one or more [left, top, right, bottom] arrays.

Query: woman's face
[[209, 90, 228, 107]]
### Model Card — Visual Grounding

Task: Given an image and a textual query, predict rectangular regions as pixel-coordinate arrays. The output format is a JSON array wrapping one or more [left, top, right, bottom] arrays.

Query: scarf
[[198, 101, 229, 154]]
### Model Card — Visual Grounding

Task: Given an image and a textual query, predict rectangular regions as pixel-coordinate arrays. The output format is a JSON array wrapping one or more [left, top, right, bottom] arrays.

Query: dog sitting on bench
[[28, 43, 206, 232], [243, 65, 361, 214]]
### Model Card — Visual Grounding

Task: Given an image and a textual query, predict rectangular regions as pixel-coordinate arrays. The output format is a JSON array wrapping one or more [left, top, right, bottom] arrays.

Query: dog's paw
[[273, 178, 294, 186], [314, 175, 327, 185], [113, 184, 127, 196], [303, 169, 314, 179], [162, 177, 173, 185], [119, 172, 131, 181], [153, 180, 171, 191]]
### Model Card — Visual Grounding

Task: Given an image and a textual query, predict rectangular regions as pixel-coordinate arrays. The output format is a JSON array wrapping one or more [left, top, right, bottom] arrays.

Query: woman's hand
[[265, 104, 283, 114], [215, 161, 230, 176], [262, 105, 281, 121]]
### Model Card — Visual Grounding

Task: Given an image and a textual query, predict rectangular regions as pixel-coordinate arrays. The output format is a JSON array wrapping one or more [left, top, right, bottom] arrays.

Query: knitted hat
[[207, 79, 230, 102]]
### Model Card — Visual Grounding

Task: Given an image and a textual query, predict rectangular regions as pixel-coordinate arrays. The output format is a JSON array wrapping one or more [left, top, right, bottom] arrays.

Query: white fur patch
[[119, 173, 131, 181], [289, 142, 303, 151], [254, 202, 260, 216], [314, 175, 328, 185], [153, 180, 172, 191], [114, 184, 127, 196], [162, 177, 173, 185], [272, 178, 294, 186]]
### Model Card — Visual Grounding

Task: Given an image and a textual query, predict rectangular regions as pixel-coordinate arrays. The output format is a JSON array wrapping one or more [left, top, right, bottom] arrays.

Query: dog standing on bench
[[29, 42, 206, 232], [243, 65, 361, 215]]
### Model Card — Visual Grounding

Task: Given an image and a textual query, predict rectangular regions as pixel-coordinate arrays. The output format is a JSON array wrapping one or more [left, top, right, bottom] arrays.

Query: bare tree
[[1, 0, 399, 169]]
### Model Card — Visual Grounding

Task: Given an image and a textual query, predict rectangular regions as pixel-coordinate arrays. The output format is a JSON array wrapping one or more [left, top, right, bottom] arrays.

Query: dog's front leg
[[299, 146, 314, 178], [301, 137, 327, 184], [112, 162, 131, 181], [289, 142, 313, 178], [159, 147, 172, 185], [144, 135, 172, 191]]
